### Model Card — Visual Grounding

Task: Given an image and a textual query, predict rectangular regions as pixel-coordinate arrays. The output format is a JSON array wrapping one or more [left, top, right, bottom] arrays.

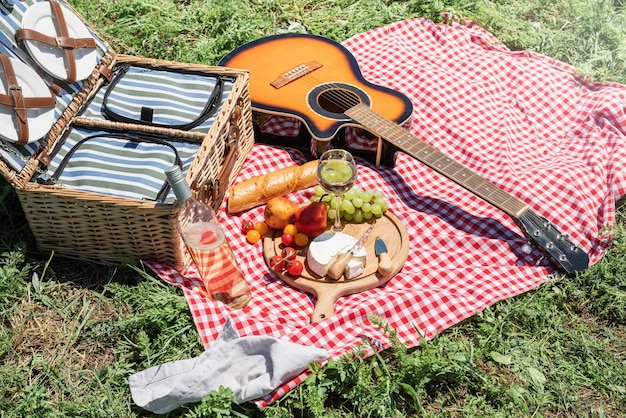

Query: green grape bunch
[[311, 185, 389, 223]]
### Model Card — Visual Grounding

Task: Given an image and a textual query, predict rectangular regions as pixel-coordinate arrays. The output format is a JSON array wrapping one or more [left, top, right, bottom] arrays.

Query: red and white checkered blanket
[[147, 18, 626, 407]]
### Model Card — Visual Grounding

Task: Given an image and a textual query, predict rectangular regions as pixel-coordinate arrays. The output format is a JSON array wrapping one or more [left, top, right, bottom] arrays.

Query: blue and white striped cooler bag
[[39, 64, 236, 203]]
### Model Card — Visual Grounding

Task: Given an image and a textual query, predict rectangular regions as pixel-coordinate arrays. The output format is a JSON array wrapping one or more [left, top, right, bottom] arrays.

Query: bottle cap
[[165, 165, 193, 201]]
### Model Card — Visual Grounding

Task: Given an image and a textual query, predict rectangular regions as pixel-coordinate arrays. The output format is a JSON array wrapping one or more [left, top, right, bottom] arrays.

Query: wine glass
[[317, 149, 358, 232]]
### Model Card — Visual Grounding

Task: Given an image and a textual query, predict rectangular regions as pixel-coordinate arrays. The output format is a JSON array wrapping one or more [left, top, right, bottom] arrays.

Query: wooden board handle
[[311, 292, 337, 322]]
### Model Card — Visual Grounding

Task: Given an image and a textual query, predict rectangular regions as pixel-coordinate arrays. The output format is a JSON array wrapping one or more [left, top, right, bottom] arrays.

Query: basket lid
[[0, 0, 114, 189]]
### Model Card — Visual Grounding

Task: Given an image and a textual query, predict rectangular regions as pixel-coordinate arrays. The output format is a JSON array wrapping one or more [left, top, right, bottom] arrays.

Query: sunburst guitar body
[[219, 33, 413, 141]]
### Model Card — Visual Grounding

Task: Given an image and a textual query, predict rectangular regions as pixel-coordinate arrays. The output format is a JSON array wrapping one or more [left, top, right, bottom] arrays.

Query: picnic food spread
[[224, 143, 409, 321], [261, 204, 410, 322]]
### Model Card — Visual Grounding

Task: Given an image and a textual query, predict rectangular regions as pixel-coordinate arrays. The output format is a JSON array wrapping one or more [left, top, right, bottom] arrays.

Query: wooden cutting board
[[263, 211, 409, 322]]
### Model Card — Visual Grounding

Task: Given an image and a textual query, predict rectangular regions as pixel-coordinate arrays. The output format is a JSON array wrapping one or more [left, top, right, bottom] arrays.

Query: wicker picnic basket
[[0, 1, 254, 271]]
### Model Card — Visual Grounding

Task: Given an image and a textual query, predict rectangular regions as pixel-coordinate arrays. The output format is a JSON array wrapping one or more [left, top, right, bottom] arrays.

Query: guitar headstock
[[517, 209, 589, 274]]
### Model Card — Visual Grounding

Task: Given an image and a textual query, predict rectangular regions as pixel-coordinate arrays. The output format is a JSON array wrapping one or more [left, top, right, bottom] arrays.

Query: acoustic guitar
[[220, 33, 589, 273]]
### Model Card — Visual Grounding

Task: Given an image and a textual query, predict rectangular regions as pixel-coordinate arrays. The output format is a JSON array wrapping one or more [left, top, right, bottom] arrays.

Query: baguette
[[227, 160, 319, 213]]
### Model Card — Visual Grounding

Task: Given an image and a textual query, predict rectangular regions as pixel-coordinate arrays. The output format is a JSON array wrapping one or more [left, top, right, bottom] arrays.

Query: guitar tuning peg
[[556, 233, 569, 241]]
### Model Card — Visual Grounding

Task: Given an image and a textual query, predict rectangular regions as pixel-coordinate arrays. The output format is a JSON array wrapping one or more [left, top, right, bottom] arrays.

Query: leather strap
[[15, 1, 96, 82], [97, 63, 113, 82], [0, 53, 55, 145], [195, 141, 240, 211]]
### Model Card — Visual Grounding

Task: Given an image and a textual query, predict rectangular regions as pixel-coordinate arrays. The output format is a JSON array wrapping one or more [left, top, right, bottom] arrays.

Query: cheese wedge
[[307, 232, 367, 279]]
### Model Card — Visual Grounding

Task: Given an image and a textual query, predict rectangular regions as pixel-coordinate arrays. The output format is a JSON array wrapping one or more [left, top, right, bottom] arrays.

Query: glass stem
[[333, 194, 342, 232]]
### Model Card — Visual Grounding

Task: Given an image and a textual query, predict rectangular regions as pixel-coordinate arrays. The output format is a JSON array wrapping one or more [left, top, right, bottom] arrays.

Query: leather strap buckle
[[8, 84, 22, 91]]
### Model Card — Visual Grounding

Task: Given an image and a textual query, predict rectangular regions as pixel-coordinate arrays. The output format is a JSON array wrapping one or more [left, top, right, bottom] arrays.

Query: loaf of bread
[[227, 160, 319, 213]]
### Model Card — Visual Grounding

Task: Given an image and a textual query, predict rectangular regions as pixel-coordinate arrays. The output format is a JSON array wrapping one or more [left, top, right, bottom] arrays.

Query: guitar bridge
[[270, 61, 323, 89]]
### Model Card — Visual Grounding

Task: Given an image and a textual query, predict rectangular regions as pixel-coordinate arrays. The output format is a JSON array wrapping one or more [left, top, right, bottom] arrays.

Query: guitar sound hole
[[318, 88, 361, 113], [308, 82, 370, 120]]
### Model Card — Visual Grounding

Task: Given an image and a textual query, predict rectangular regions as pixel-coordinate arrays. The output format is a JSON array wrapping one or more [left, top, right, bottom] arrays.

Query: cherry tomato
[[281, 247, 297, 261], [246, 229, 261, 244], [283, 224, 297, 236], [255, 221, 269, 236], [241, 220, 255, 235], [286, 260, 304, 276], [269, 254, 285, 271], [294, 232, 309, 247], [281, 233, 294, 247]]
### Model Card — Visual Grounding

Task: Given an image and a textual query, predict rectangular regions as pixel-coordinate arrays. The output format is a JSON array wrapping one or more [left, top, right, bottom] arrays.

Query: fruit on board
[[294, 201, 328, 238], [311, 185, 389, 223], [281, 233, 294, 247], [294, 232, 309, 247], [286, 259, 304, 276], [264, 197, 299, 229]]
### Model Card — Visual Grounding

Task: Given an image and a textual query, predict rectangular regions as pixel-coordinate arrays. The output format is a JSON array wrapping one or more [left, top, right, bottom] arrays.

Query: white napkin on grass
[[128, 317, 328, 414]]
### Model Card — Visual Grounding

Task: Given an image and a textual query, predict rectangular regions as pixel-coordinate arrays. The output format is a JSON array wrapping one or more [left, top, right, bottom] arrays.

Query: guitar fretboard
[[345, 103, 528, 218]]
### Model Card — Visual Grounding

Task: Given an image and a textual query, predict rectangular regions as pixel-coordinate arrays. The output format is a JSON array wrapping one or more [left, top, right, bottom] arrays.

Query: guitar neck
[[345, 104, 528, 218], [344, 103, 589, 274]]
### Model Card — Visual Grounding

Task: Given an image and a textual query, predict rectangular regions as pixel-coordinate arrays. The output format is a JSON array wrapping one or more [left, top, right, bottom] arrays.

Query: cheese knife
[[374, 237, 394, 277], [327, 221, 376, 280]]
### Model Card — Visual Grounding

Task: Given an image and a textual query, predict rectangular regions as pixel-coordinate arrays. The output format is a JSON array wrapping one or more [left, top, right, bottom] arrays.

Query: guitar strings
[[291, 72, 366, 113]]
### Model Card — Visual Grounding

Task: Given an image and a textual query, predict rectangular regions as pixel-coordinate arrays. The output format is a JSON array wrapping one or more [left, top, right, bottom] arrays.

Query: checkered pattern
[[147, 18, 626, 408]]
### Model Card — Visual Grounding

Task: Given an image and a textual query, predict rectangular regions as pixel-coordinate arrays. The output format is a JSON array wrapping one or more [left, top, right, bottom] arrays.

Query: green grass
[[1, 0, 625, 416], [67, 0, 626, 84]]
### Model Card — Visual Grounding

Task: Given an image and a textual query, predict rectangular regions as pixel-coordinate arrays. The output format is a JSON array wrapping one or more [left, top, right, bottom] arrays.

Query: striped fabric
[[0, 0, 235, 203], [0, 0, 107, 172], [81, 65, 234, 134], [103, 66, 230, 129], [58, 67, 235, 202], [44, 127, 201, 204]]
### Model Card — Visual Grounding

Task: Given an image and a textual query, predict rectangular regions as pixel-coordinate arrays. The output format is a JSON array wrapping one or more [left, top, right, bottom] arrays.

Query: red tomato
[[269, 255, 285, 271], [281, 247, 297, 261], [281, 233, 294, 247], [286, 260, 304, 276], [241, 220, 255, 235]]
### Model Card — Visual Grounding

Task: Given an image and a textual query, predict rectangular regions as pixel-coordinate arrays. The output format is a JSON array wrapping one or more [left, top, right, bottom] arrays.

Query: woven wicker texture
[[2, 1, 254, 270]]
